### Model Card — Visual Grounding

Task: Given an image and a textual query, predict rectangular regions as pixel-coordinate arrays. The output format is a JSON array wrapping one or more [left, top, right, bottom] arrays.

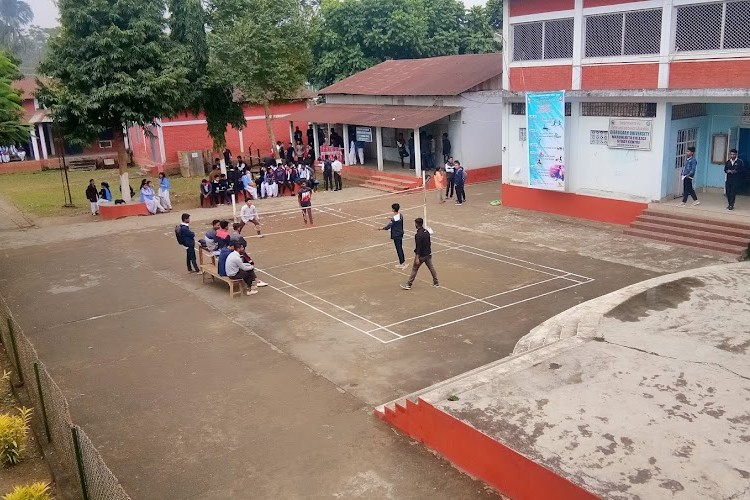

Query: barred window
[[581, 102, 657, 117], [511, 102, 572, 116], [513, 19, 574, 61], [585, 10, 662, 58], [519, 128, 527, 141], [675, 1, 750, 52], [671, 103, 707, 120], [590, 130, 609, 145]]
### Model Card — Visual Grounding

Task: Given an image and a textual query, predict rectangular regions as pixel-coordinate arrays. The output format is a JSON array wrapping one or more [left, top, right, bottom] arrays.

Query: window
[[510, 102, 572, 116], [513, 18, 574, 61], [590, 130, 609, 145], [675, 1, 750, 52], [98, 140, 113, 149], [519, 128, 527, 142], [585, 9, 662, 57], [675, 128, 698, 171], [581, 102, 657, 118], [671, 103, 707, 120]]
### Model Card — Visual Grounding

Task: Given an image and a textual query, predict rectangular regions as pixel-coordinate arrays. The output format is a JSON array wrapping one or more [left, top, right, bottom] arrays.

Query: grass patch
[[0, 168, 203, 218]]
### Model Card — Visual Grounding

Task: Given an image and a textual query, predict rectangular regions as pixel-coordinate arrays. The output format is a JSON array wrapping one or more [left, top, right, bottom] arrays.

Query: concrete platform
[[377, 263, 750, 499], [98, 202, 150, 220]]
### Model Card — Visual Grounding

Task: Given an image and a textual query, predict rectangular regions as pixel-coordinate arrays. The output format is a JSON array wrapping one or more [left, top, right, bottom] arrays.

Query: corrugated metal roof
[[282, 104, 461, 129], [320, 53, 503, 97]]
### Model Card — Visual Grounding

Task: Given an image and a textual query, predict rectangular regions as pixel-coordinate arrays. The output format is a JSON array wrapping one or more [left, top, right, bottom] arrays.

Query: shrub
[[0, 407, 32, 466], [3, 482, 51, 500]]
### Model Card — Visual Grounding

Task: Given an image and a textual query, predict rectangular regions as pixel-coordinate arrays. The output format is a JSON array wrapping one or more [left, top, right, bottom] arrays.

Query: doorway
[[737, 128, 750, 195], [672, 127, 698, 199]]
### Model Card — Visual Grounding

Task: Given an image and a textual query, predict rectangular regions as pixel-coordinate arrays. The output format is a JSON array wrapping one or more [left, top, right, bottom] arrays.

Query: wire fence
[[0, 297, 130, 500]]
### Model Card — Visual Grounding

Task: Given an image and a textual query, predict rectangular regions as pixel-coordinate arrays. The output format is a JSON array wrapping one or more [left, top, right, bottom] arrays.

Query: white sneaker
[[692, 201, 701, 206], [256, 281, 268, 287], [677, 203, 686, 207], [247, 289, 258, 295]]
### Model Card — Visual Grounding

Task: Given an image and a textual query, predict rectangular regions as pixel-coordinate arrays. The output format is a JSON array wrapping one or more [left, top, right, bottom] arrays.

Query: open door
[[738, 128, 750, 195]]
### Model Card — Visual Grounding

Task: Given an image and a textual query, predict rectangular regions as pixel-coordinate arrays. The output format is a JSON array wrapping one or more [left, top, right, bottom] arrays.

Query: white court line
[[258, 268, 403, 339], [366, 275, 567, 332], [262, 242, 390, 271], [382, 281, 589, 343]]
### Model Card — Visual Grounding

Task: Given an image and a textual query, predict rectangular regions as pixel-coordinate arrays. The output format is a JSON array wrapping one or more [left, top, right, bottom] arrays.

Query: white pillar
[[342, 124, 350, 165], [38, 124, 48, 160], [122, 124, 130, 151], [327, 123, 332, 146], [376, 127, 384, 171], [289, 121, 295, 144], [156, 119, 166, 164], [312, 122, 320, 162], [238, 129, 244, 155], [413, 128, 422, 178], [30, 129, 40, 161], [48, 126, 56, 156]]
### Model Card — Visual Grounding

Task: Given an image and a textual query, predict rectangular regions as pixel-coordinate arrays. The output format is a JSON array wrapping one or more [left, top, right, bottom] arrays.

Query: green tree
[[38, 0, 188, 200], [206, 0, 311, 156], [18, 25, 57, 75], [167, 0, 245, 150], [0, 50, 29, 145], [309, 0, 500, 88], [485, 0, 503, 33], [0, 0, 33, 56]]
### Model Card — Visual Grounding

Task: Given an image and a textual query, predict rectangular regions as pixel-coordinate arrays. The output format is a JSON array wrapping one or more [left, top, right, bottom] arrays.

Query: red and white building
[[501, 0, 750, 224]]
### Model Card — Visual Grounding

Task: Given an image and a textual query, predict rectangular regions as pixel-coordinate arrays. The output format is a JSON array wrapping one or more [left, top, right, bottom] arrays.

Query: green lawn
[[0, 168, 201, 217]]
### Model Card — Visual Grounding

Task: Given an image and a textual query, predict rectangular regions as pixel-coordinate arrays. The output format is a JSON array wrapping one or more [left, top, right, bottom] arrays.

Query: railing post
[[71, 426, 90, 500], [33, 363, 52, 443], [7, 318, 23, 386]]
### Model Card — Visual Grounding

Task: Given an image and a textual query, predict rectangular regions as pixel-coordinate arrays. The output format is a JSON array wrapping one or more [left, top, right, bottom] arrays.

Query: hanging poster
[[527, 91, 566, 191]]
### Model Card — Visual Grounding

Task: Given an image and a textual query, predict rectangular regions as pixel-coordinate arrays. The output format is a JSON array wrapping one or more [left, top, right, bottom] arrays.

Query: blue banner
[[527, 91, 565, 191]]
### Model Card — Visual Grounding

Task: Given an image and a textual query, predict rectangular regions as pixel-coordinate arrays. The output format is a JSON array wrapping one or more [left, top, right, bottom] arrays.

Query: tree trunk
[[117, 127, 131, 202], [263, 101, 279, 160]]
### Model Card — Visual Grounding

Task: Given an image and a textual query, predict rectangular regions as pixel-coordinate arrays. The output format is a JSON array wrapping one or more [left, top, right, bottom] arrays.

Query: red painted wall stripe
[[502, 184, 648, 225], [584, 0, 650, 6], [581, 64, 659, 90], [510, 66, 573, 92], [509, 0, 573, 16], [669, 60, 750, 89]]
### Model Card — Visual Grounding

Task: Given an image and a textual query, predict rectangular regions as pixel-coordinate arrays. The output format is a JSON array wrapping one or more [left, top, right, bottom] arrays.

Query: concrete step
[[642, 209, 750, 231], [630, 221, 750, 247], [635, 214, 750, 239], [623, 227, 747, 258]]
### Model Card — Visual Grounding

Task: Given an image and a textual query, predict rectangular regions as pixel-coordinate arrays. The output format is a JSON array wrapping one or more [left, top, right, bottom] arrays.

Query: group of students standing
[[432, 157, 468, 205]]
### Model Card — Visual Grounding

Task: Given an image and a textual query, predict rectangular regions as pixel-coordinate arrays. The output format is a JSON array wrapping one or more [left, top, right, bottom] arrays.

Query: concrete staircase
[[342, 166, 421, 192], [625, 208, 750, 259]]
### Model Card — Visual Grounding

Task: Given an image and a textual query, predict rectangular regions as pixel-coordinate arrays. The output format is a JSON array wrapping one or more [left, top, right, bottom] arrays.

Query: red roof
[[11, 77, 37, 100], [282, 103, 461, 129], [320, 53, 503, 97]]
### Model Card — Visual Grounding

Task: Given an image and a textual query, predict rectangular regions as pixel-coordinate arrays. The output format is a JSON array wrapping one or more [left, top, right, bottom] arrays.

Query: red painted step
[[641, 209, 750, 231], [623, 227, 748, 257], [629, 221, 750, 246], [634, 214, 750, 239]]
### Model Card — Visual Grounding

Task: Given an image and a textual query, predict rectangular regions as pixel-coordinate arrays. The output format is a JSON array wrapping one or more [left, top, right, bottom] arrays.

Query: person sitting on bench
[[225, 242, 266, 296]]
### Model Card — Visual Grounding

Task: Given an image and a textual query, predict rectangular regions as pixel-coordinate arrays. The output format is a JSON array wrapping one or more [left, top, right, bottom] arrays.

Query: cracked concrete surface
[[430, 263, 750, 499]]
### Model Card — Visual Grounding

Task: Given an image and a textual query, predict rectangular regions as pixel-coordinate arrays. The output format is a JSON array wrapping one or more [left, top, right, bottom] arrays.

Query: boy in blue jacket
[[179, 213, 200, 273]]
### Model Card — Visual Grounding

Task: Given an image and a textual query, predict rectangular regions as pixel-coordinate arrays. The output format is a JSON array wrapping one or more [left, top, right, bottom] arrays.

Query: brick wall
[[583, 0, 651, 6], [669, 60, 750, 89], [509, 66, 573, 92], [509, 0, 573, 16], [80, 128, 126, 157], [581, 64, 659, 90]]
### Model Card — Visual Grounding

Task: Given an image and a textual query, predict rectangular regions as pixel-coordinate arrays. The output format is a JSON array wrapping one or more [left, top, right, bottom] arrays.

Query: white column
[[30, 129, 40, 161], [658, 0, 675, 88], [238, 129, 244, 155], [312, 122, 320, 161], [342, 124, 350, 165], [376, 126, 384, 171], [413, 127, 422, 178], [289, 121, 295, 144], [38, 124, 48, 160], [501, 0, 510, 91], [122, 124, 130, 151], [501, 103, 511, 184], [48, 126, 56, 156], [327, 123, 332, 146], [571, 0, 583, 90], [156, 119, 167, 164]]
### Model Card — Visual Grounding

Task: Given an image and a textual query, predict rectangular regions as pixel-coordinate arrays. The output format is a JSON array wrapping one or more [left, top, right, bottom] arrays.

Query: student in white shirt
[[238, 200, 262, 237], [332, 158, 343, 191]]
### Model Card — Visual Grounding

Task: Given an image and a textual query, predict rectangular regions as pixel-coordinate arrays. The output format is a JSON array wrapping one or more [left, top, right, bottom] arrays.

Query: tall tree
[[485, 0, 503, 33], [167, 0, 245, 150], [0, 50, 29, 145], [207, 0, 311, 157], [18, 25, 57, 75], [0, 0, 33, 55], [38, 0, 188, 200], [310, 0, 500, 88]]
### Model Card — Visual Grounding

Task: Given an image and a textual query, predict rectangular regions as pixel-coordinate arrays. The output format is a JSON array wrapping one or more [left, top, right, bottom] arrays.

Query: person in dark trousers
[[725, 148, 744, 210], [179, 213, 200, 273], [85, 179, 99, 215], [444, 156, 455, 199], [680, 146, 700, 206], [442, 133, 452, 163], [332, 158, 343, 191], [323, 159, 333, 191], [307, 125, 314, 146], [223, 148, 232, 166], [454, 161, 466, 205], [294, 126, 303, 144], [400, 218, 438, 289], [379, 203, 406, 269], [408, 132, 415, 169], [298, 184, 313, 226]]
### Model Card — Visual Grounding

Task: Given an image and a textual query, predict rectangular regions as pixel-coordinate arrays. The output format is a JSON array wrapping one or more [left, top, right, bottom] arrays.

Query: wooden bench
[[200, 261, 246, 298]]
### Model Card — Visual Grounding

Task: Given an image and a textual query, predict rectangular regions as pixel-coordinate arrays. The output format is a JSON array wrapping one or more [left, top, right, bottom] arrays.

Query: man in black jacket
[[725, 148, 744, 210], [401, 218, 438, 289], [179, 213, 200, 273], [379, 203, 406, 269]]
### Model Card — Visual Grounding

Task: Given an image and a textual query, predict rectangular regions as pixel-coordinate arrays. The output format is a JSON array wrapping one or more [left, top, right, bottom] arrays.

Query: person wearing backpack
[[323, 159, 333, 191], [178, 213, 200, 273]]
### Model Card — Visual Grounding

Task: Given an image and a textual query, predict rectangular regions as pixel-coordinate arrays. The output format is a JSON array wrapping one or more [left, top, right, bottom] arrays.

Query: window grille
[[671, 103, 707, 120], [675, 1, 750, 52], [513, 19, 574, 61], [98, 140, 113, 149], [510, 102, 572, 116], [590, 130, 609, 145], [519, 128, 527, 141], [585, 9, 662, 57], [581, 102, 657, 117], [675, 128, 698, 170]]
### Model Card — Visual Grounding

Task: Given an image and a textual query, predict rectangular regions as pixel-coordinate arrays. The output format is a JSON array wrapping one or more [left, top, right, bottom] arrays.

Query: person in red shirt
[[297, 185, 313, 226]]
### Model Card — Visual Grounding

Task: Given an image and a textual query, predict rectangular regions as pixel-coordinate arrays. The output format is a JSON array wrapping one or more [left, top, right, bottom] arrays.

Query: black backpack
[[174, 225, 184, 246]]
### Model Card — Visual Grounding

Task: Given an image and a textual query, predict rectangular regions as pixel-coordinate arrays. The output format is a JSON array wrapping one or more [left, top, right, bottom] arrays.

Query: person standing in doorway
[[408, 133, 415, 170], [679, 146, 700, 207], [179, 213, 200, 273], [400, 218, 438, 289], [397, 132, 407, 168], [332, 157, 343, 191], [379, 203, 406, 269], [294, 126, 303, 144], [454, 161, 467, 205], [442, 132, 452, 163], [725, 148, 744, 210], [444, 156, 455, 199]]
